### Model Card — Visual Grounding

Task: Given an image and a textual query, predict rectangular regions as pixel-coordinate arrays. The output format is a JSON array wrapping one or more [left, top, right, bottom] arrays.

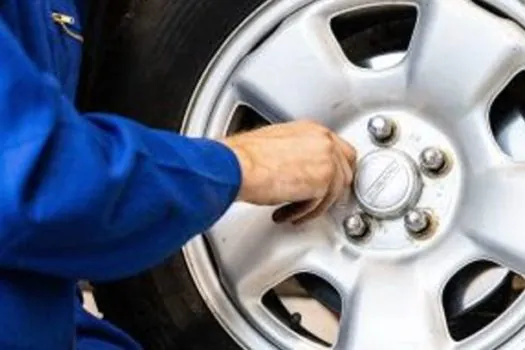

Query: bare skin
[[222, 121, 357, 224]]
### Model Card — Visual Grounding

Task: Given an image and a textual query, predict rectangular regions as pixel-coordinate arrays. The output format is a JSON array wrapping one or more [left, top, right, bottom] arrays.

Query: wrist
[[220, 138, 253, 202]]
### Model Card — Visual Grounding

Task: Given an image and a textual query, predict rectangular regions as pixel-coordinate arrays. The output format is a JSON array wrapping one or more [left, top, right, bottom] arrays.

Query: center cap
[[354, 149, 422, 219]]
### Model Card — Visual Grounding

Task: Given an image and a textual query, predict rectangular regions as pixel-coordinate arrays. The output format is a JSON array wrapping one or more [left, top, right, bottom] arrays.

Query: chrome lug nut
[[367, 115, 395, 143], [420, 147, 447, 173], [343, 214, 368, 238], [404, 209, 430, 235]]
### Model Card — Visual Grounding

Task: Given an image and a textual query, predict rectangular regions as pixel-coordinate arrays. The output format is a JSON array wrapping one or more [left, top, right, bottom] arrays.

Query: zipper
[[51, 12, 83, 43]]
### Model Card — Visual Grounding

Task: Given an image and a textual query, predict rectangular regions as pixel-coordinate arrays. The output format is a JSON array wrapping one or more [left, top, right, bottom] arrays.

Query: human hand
[[221, 121, 356, 224]]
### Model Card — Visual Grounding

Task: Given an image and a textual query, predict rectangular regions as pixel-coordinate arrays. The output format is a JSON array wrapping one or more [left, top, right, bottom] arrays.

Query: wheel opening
[[330, 5, 417, 69], [442, 260, 524, 341], [262, 273, 341, 347], [490, 71, 525, 161], [227, 105, 271, 136]]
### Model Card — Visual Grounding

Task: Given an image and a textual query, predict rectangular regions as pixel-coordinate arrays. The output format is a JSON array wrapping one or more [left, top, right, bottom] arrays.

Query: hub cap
[[181, 0, 525, 349], [354, 149, 422, 219]]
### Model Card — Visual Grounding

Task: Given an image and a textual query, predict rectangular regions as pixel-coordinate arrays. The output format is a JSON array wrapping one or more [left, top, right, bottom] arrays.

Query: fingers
[[291, 150, 347, 225], [230, 119, 357, 221], [292, 149, 353, 224], [303, 121, 356, 167], [273, 144, 351, 224], [334, 143, 354, 187]]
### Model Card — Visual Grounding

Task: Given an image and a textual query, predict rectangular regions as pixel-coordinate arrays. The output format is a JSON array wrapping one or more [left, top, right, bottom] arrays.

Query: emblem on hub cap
[[353, 149, 422, 219]]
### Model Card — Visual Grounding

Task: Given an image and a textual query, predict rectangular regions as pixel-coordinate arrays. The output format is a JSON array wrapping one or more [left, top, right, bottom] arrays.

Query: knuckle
[[320, 127, 333, 138], [320, 137, 335, 153]]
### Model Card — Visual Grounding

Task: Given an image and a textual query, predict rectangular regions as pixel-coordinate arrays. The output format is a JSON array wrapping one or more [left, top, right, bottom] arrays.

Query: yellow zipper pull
[[51, 12, 83, 43]]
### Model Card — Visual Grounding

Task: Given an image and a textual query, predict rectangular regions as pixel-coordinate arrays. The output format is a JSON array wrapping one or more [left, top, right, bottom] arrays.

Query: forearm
[[0, 18, 241, 281]]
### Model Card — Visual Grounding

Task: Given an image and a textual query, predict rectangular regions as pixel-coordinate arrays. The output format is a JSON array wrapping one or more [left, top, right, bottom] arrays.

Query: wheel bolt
[[367, 115, 395, 143], [343, 214, 368, 238], [404, 209, 430, 235], [420, 147, 447, 173]]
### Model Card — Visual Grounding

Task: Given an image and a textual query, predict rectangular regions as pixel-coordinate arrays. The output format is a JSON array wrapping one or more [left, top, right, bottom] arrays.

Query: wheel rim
[[182, 0, 525, 349]]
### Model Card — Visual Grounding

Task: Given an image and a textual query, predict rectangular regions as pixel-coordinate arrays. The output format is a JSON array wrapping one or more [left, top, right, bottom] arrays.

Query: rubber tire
[[78, 0, 265, 349]]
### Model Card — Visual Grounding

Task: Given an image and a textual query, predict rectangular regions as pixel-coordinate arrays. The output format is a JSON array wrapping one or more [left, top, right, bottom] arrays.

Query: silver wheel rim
[[181, 0, 525, 348]]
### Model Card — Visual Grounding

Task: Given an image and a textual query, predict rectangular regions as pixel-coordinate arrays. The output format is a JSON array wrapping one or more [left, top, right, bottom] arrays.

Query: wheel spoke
[[336, 261, 451, 350], [207, 203, 354, 303], [462, 163, 525, 275], [233, 10, 350, 127], [233, 7, 405, 129], [406, 0, 525, 119]]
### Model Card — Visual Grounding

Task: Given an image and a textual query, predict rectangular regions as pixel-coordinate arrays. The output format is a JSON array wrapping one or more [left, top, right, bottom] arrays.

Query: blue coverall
[[0, 1, 241, 349]]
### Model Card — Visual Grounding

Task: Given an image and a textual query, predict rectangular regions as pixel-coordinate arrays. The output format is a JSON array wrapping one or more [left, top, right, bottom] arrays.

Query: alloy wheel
[[183, 0, 525, 348]]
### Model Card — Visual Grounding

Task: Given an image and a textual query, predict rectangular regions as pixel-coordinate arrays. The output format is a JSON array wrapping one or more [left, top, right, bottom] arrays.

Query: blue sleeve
[[0, 20, 241, 281]]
